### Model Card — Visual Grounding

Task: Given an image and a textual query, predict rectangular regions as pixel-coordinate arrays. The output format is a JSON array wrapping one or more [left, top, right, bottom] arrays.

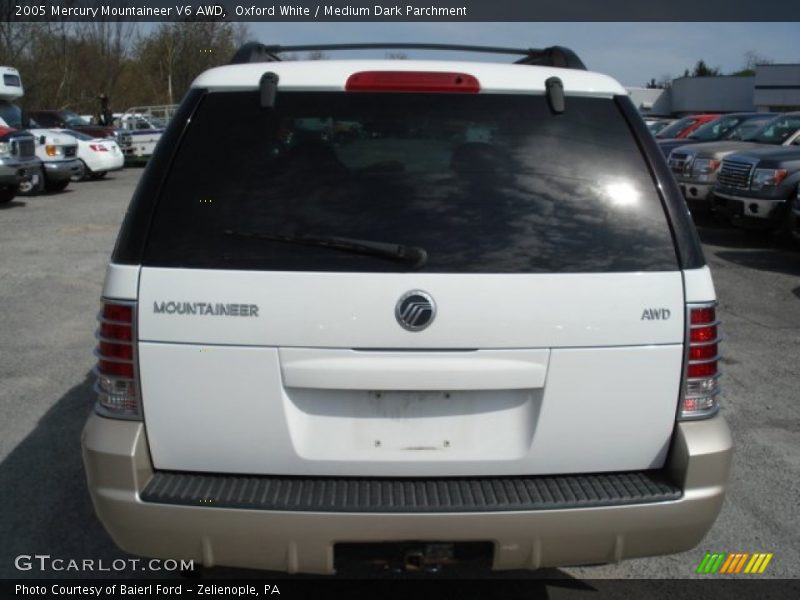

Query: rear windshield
[[143, 91, 678, 273]]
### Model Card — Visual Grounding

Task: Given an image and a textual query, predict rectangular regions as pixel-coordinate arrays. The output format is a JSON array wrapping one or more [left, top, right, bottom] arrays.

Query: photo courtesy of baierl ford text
[[1, 1, 799, 599]]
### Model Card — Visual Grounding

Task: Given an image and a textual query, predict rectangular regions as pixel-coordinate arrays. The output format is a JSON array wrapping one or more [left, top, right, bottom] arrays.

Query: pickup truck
[[115, 106, 175, 164], [0, 126, 40, 203], [713, 142, 800, 237], [667, 112, 800, 211]]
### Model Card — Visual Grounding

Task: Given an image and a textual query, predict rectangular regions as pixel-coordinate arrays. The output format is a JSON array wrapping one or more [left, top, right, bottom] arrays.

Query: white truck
[[0, 66, 41, 201], [115, 105, 177, 164], [0, 66, 82, 193]]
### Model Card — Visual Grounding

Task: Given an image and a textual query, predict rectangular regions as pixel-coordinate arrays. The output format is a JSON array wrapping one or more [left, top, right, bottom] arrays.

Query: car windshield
[[724, 117, 774, 141], [63, 111, 90, 126], [749, 115, 800, 144], [655, 116, 695, 139], [688, 116, 741, 141], [0, 100, 23, 129], [143, 91, 679, 274]]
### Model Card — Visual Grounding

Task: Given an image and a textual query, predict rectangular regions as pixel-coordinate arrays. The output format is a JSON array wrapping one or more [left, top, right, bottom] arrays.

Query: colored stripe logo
[[696, 552, 773, 574]]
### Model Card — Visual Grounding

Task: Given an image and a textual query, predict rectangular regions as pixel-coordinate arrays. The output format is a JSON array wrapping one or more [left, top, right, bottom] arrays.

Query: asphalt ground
[[0, 169, 798, 589]]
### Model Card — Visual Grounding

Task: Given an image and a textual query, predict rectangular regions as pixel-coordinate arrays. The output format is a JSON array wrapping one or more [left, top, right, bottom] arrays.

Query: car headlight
[[691, 158, 721, 181], [751, 168, 788, 190], [667, 151, 693, 175], [0, 142, 10, 157]]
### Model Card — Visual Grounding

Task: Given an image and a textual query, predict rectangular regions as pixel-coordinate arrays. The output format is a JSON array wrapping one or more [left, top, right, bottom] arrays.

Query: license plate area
[[284, 388, 539, 461], [334, 541, 494, 574]]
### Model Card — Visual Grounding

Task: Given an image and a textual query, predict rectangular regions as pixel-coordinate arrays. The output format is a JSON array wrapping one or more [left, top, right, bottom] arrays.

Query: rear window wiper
[[224, 230, 428, 269]]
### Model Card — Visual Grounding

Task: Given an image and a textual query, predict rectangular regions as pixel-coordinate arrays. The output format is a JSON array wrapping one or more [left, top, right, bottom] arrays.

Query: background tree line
[[646, 51, 774, 89], [0, 19, 250, 117]]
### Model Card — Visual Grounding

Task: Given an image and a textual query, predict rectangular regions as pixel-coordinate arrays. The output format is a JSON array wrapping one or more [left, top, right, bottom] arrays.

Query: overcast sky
[[247, 22, 800, 87]]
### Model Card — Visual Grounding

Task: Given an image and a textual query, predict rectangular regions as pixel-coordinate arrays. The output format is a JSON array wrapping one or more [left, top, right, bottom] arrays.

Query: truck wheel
[[44, 179, 70, 193], [90, 171, 107, 180], [0, 186, 15, 204], [17, 180, 33, 194], [18, 168, 45, 195]]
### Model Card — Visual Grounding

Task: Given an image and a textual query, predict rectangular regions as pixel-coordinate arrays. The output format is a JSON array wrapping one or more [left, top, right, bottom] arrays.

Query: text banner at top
[[7, 0, 800, 22]]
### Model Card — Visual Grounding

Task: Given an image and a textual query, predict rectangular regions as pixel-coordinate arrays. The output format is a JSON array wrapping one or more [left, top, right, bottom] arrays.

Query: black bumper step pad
[[141, 470, 681, 513]]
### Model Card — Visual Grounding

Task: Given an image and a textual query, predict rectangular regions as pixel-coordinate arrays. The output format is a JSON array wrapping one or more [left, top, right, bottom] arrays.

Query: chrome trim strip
[[93, 348, 134, 364], [689, 319, 720, 329], [685, 388, 721, 399], [92, 366, 135, 381], [679, 404, 720, 421], [685, 373, 722, 384], [94, 331, 134, 345], [93, 398, 141, 421], [688, 334, 721, 346], [687, 354, 721, 365], [96, 310, 134, 327]]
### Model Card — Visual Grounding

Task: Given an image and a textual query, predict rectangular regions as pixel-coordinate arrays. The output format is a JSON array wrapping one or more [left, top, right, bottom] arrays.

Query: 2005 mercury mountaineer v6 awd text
[[81, 42, 732, 574]]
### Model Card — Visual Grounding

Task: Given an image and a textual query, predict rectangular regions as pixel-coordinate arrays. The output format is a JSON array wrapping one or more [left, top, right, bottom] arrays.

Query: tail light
[[94, 300, 140, 419], [345, 71, 480, 93], [680, 303, 721, 420]]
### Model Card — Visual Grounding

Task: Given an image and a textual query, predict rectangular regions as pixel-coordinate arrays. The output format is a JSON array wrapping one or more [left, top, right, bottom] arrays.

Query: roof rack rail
[[230, 42, 587, 70]]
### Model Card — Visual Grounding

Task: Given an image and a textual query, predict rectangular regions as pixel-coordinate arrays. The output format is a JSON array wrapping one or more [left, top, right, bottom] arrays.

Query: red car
[[655, 113, 720, 139]]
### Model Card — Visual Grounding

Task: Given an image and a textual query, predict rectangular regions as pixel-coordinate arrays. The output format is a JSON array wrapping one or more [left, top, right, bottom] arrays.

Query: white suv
[[82, 43, 732, 575]]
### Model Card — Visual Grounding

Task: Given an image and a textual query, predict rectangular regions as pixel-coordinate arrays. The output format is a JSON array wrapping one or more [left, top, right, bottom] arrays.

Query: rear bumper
[[81, 413, 732, 574], [85, 153, 125, 174]]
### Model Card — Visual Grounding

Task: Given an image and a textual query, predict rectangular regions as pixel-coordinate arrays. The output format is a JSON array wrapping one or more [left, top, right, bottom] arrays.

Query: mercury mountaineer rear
[[82, 42, 732, 574]]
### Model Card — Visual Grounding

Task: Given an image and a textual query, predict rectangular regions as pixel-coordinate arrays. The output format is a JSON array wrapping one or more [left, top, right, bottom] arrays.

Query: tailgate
[[137, 269, 684, 477]]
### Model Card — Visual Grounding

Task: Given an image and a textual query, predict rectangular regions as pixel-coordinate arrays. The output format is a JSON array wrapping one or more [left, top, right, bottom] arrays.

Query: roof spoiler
[[230, 42, 587, 70]]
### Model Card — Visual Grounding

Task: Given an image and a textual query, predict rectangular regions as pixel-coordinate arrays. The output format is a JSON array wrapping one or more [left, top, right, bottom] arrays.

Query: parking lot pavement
[[1, 172, 798, 582]]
